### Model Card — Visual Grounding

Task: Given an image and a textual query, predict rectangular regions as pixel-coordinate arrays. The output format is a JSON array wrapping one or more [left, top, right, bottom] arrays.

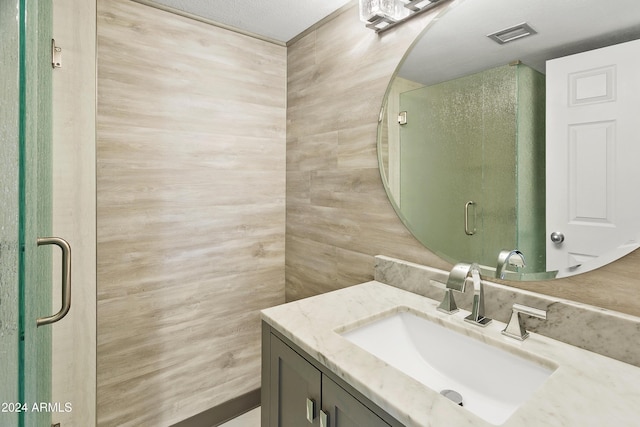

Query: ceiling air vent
[[487, 22, 537, 44]]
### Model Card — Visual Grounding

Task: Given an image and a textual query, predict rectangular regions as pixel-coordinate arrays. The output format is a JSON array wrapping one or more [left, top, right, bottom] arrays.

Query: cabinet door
[[322, 377, 390, 427], [269, 335, 322, 427]]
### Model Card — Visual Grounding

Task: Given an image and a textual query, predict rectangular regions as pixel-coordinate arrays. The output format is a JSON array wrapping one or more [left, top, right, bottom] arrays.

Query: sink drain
[[440, 389, 463, 406]]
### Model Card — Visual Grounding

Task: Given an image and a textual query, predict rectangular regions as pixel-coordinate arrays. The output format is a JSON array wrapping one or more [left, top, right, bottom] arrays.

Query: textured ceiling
[[146, 0, 355, 43]]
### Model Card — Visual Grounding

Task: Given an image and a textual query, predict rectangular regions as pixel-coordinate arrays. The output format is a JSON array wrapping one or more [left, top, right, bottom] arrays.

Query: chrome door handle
[[550, 232, 565, 244], [36, 237, 71, 327], [464, 201, 476, 235]]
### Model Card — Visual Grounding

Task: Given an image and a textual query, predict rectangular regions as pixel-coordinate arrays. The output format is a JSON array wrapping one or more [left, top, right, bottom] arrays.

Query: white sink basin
[[340, 310, 556, 425]]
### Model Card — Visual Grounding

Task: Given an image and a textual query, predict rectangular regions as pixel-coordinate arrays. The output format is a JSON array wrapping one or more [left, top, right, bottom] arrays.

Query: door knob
[[550, 232, 565, 244]]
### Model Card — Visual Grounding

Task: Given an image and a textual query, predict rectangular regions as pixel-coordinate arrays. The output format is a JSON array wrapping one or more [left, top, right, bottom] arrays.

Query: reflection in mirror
[[378, 0, 640, 280]]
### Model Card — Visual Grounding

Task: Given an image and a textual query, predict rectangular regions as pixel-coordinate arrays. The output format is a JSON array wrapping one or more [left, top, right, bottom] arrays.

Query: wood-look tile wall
[[96, 1, 286, 425], [285, 3, 640, 318]]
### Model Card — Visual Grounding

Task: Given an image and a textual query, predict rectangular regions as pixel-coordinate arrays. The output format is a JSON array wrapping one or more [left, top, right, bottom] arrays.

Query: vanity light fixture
[[359, 0, 445, 33], [487, 22, 537, 44]]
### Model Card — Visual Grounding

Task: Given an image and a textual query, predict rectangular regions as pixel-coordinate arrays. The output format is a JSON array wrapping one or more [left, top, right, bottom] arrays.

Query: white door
[[546, 38, 640, 276]]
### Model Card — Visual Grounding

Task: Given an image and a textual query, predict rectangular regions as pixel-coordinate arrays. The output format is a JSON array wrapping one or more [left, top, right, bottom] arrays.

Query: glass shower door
[[1, 0, 54, 426], [399, 82, 484, 264]]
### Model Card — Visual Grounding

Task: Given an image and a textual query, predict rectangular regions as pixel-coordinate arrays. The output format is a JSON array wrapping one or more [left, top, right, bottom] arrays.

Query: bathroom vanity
[[262, 324, 401, 427], [261, 260, 640, 427]]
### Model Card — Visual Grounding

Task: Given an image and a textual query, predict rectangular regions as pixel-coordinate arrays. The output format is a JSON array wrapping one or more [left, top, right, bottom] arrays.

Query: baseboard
[[170, 388, 261, 427]]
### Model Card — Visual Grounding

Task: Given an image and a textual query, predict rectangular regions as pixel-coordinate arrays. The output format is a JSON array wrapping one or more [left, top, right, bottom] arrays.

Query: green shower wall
[[515, 64, 546, 271]]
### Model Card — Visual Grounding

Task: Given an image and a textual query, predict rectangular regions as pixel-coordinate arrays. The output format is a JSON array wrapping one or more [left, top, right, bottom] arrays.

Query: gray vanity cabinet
[[267, 330, 322, 426], [262, 323, 400, 427], [321, 375, 391, 427]]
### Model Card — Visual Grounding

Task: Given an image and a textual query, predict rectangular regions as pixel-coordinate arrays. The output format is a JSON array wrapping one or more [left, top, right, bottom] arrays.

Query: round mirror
[[378, 0, 640, 280]]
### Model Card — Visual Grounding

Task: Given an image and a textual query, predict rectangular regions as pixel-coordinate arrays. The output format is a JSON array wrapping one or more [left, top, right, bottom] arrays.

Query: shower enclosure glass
[[398, 63, 546, 270], [1, 0, 53, 426]]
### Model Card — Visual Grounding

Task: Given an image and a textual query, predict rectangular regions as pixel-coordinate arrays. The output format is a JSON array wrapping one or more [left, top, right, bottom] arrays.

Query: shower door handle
[[464, 201, 476, 235], [36, 237, 71, 327]]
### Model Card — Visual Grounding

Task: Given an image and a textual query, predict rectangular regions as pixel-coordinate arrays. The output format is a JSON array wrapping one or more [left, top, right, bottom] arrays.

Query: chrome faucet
[[438, 262, 492, 326], [496, 250, 526, 279]]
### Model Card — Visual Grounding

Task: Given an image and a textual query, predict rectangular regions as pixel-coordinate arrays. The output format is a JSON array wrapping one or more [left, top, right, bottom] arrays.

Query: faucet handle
[[501, 303, 547, 341], [437, 289, 459, 314]]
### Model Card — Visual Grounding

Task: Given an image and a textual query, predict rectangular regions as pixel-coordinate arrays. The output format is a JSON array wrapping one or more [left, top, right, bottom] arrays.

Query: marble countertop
[[262, 281, 640, 427]]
